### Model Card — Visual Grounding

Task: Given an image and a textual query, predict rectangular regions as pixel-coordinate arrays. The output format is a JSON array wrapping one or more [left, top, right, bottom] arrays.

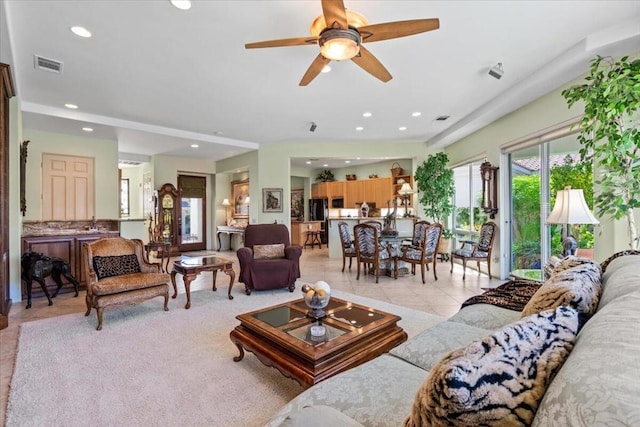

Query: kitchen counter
[[291, 221, 323, 246], [22, 219, 120, 237]]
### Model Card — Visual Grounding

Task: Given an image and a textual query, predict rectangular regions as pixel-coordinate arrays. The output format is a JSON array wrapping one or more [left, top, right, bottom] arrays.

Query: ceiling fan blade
[[351, 46, 392, 83], [245, 36, 318, 49], [299, 54, 332, 86], [358, 19, 440, 43], [321, 0, 348, 29]]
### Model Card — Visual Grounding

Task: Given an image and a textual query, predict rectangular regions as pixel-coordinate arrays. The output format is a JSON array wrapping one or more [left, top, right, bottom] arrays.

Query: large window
[[452, 162, 488, 241]]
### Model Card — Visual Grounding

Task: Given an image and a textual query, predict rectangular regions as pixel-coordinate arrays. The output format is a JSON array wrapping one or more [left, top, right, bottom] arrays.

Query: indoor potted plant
[[414, 152, 456, 254], [562, 55, 640, 250], [316, 170, 335, 182]]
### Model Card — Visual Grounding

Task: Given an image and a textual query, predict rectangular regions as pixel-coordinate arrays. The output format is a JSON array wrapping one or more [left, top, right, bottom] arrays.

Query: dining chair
[[354, 223, 391, 283], [337, 221, 357, 272], [399, 222, 443, 283], [450, 221, 497, 280]]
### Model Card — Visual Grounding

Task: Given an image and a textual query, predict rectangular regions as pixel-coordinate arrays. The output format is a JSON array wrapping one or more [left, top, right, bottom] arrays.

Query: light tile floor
[[0, 247, 503, 425]]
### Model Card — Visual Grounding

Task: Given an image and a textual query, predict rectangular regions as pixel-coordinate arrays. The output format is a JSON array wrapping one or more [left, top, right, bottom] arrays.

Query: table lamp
[[221, 198, 231, 225], [546, 186, 598, 257], [398, 183, 414, 217]]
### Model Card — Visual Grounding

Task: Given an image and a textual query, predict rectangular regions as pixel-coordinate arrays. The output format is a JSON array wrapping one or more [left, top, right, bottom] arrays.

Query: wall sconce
[[480, 161, 499, 218], [221, 198, 231, 225], [398, 182, 414, 217], [547, 186, 599, 257]]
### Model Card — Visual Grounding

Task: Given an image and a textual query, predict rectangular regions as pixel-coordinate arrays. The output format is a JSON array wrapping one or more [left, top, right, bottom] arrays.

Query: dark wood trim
[[0, 63, 16, 329]]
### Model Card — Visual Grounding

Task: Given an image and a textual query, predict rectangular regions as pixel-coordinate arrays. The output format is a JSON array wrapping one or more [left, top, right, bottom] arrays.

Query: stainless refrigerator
[[309, 198, 328, 243]]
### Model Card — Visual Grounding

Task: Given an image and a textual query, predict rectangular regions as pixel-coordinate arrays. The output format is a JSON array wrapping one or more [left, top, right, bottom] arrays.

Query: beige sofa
[[84, 237, 170, 330], [267, 251, 640, 426]]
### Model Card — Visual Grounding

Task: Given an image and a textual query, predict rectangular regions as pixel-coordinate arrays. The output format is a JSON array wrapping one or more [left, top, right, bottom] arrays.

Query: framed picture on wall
[[263, 188, 283, 212], [291, 189, 304, 218], [232, 180, 250, 218]]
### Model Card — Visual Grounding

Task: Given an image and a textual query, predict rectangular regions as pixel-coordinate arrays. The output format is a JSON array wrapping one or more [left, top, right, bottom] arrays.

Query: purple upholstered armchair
[[236, 224, 302, 295]]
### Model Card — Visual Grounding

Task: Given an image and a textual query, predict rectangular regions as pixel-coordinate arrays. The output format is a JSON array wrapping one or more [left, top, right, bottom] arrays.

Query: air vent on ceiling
[[435, 115, 450, 121], [34, 55, 63, 73]]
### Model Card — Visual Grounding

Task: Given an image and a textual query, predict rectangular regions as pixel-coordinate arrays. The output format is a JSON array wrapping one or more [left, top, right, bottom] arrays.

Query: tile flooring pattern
[[0, 247, 502, 425]]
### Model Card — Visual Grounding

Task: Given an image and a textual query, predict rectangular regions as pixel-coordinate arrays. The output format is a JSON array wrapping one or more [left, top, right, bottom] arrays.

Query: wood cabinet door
[[42, 154, 95, 220], [328, 181, 344, 198], [373, 177, 392, 208]]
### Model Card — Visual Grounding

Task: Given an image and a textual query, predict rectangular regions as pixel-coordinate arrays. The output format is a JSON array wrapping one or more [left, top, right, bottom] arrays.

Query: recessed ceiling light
[[345, 160, 351, 164], [362, 112, 372, 118], [65, 103, 78, 109], [355, 126, 364, 131], [306, 161, 312, 164], [411, 112, 421, 117], [70, 26, 92, 38], [82, 127, 93, 132], [399, 126, 407, 131], [170, 0, 191, 10], [323, 164, 328, 167], [191, 144, 199, 148], [321, 65, 331, 73]]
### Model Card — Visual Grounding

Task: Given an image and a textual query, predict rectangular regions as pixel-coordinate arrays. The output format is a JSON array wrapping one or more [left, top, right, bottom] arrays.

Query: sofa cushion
[[92, 272, 169, 295], [598, 252, 640, 309], [93, 254, 141, 280], [274, 405, 364, 427], [254, 243, 285, 259], [266, 354, 427, 427], [403, 306, 580, 427], [448, 304, 521, 330], [532, 291, 640, 426], [390, 321, 491, 371]]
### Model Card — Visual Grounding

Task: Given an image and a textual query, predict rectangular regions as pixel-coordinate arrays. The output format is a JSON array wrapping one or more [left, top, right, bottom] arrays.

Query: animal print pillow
[[521, 263, 602, 317], [403, 306, 580, 427], [93, 254, 141, 280], [253, 243, 285, 259]]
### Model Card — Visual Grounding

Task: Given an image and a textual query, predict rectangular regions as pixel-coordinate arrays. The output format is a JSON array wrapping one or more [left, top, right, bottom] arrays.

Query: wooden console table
[[216, 225, 245, 251]]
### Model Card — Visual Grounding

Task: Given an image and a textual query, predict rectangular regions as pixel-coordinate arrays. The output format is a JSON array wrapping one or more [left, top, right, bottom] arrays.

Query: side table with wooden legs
[[170, 256, 236, 309]]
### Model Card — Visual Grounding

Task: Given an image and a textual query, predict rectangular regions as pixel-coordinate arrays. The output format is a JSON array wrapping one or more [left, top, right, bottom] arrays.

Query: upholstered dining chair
[[399, 222, 443, 283], [354, 223, 391, 283], [337, 221, 357, 272], [450, 221, 497, 280]]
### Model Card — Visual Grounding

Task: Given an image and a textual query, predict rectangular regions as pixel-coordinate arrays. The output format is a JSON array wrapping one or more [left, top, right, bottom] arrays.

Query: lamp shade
[[221, 198, 231, 207], [398, 183, 414, 195], [547, 188, 599, 225]]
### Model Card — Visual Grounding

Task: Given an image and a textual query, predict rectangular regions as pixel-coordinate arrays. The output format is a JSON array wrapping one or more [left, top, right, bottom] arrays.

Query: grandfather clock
[[480, 161, 499, 219], [157, 183, 179, 253]]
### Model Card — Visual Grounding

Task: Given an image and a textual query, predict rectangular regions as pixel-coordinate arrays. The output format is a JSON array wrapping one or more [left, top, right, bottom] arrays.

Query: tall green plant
[[414, 152, 455, 234], [562, 55, 640, 249]]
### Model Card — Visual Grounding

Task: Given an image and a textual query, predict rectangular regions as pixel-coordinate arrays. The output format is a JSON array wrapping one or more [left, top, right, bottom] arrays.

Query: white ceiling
[[2, 1, 639, 169]]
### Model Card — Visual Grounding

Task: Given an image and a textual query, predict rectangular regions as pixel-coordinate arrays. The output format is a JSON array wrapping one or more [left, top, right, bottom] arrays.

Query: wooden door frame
[[1, 63, 16, 330]]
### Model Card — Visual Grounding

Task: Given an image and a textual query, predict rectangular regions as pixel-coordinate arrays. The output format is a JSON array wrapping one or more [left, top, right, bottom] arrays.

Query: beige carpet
[[5, 288, 440, 427]]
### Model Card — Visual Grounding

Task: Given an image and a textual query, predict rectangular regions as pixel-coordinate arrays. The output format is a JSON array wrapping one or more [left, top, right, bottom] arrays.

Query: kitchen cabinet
[[311, 182, 328, 199], [327, 181, 345, 198], [21, 232, 119, 300]]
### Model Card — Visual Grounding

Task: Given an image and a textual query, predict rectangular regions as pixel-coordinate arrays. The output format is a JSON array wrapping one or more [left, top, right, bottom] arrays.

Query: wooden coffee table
[[170, 256, 235, 308], [229, 297, 407, 387]]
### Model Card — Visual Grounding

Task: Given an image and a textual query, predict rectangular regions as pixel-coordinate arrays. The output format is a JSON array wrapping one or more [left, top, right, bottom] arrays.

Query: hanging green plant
[[561, 55, 640, 249]]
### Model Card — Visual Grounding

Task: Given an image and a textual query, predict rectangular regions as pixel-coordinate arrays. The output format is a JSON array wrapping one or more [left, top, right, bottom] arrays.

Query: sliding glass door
[[505, 132, 593, 279]]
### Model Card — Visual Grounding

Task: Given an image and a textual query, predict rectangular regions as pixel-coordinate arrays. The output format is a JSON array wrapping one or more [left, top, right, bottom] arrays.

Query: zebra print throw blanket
[[461, 279, 542, 312]]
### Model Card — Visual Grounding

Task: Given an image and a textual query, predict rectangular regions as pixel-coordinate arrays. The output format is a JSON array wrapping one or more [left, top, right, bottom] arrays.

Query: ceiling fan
[[245, 0, 439, 86]]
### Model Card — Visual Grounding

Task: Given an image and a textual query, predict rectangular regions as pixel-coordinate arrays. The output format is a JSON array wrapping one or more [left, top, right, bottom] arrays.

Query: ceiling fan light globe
[[318, 29, 361, 61]]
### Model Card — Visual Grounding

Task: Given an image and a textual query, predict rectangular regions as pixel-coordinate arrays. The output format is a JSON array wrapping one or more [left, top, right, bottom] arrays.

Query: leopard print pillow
[[403, 306, 580, 427], [93, 254, 141, 280]]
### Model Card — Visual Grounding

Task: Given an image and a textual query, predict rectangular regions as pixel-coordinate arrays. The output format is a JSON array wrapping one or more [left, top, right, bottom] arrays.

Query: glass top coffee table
[[229, 297, 407, 387]]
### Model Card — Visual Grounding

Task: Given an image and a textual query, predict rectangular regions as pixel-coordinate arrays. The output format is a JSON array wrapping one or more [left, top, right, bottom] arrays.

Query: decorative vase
[[302, 281, 331, 319], [360, 202, 369, 218]]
